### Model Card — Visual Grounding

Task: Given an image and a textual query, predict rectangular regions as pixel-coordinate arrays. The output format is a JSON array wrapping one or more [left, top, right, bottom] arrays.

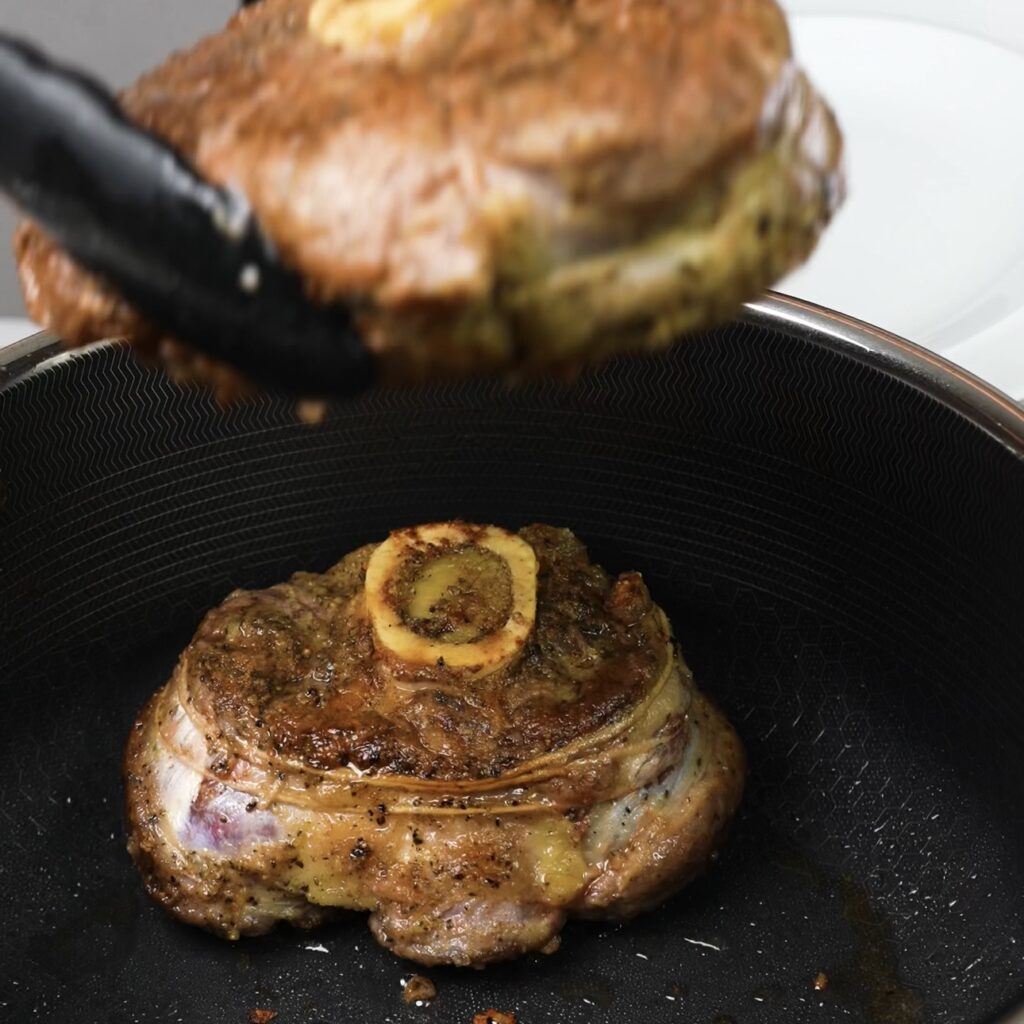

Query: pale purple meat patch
[[179, 778, 281, 854]]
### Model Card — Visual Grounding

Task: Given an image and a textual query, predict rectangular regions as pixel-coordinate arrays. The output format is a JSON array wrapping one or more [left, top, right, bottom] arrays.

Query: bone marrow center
[[398, 545, 513, 643], [309, 0, 467, 53], [365, 523, 538, 676]]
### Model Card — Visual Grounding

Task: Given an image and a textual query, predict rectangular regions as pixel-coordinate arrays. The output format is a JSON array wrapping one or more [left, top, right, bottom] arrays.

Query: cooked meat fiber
[[16, 0, 842, 389], [125, 523, 745, 966]]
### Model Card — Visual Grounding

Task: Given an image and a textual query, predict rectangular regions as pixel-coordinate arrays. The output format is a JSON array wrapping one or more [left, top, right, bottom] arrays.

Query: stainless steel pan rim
[[745, 294, 1024, 456], [3, 292, 1022, 459]]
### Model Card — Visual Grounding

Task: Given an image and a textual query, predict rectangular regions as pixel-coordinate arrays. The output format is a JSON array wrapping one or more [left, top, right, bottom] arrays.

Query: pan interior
[[1, 318, 1022, 1024]]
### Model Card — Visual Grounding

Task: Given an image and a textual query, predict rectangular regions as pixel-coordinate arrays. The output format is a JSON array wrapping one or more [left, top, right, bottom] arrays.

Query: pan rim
[[745, 293, 1024, 457], [2, 293, 1022, 460], [2, 294, 1021, 1023]]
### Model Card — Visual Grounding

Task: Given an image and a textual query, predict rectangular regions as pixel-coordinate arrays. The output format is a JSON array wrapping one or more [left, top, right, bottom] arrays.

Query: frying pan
[[1, 294, 1022, 1024]]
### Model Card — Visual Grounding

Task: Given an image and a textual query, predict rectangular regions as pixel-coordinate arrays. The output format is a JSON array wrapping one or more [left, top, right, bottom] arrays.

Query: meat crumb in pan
[[295, 399, 328, 425], [472, 1011, 516, 1024], [402, 974, 437, 1005], [814, 971, 830, 992], [247, 1010, 278, 1024]]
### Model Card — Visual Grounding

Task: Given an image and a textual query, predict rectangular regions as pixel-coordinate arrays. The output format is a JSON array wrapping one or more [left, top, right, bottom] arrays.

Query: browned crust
[[370, 899, 567, 967], [14, 0, 804, 386], [177, 524, 667, 780], [574, 693, 746, 915]]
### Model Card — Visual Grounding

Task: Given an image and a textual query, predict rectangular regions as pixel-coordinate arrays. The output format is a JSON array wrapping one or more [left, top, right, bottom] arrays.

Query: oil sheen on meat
[[124, 523, 745, 966]]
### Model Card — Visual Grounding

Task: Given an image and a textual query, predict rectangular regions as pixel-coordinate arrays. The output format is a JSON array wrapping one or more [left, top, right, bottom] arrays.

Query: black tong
[[0, 32, 374, 396]]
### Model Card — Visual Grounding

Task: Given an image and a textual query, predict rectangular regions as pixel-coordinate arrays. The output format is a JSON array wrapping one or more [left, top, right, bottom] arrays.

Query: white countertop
[[0, 318, 38, 348]]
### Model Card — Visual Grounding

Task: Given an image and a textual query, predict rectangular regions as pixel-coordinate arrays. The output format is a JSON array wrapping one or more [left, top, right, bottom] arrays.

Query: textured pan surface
[[1, 299, 1022, 1023]]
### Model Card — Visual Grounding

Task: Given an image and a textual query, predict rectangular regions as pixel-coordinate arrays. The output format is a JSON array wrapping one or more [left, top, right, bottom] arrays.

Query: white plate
[[780, 6, 1024, 398]]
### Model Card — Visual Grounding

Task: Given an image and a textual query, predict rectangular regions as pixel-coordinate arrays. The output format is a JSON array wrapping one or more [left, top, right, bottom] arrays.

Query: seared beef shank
[[17, 0, 841, 390], [125, 523, 745, 965]]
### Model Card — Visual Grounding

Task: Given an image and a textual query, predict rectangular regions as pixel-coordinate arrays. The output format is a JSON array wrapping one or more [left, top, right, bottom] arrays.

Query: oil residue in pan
[[553, 974, 617, 1010], [542, 820, 925, 1024], [835, 877, 925, 1024], [767, 835, 924, 1024]]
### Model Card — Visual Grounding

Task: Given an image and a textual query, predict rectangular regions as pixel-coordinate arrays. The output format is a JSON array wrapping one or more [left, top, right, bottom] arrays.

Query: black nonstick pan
[[1, 294, 1022, 1024]]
